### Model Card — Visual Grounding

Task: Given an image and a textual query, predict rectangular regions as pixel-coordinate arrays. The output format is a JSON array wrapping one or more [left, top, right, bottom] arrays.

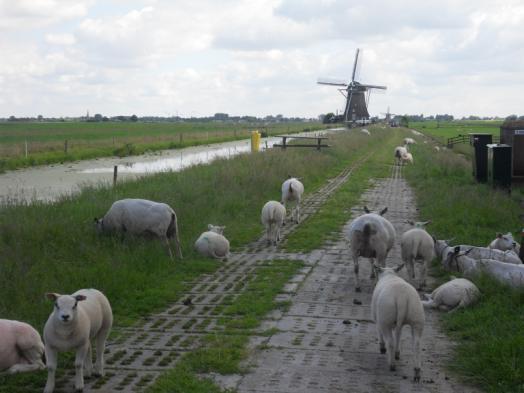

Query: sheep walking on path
[[281, 177, 304, 224], [43, 289, 113, 393], [394, 146, 408, 165], [401, 221, 435, 289], [422, 277, 480, 313], [194, 225, 230, 261], [95, 198, 183, 260], [371, 265, 425, 382], [346, 206, 396, 292], [0, 319, 45, 374], [261, 201, 286, 246], [400, 152, 413, 165]]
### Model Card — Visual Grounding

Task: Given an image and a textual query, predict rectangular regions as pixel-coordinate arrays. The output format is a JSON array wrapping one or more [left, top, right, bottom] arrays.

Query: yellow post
[[251, 130, 261, 152]]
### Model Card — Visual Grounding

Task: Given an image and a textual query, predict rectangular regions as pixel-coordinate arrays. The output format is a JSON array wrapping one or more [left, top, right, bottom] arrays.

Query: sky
[[1, 0, 523, 119]]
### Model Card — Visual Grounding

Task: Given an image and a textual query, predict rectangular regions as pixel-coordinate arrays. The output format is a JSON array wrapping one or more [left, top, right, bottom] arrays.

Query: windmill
[[318, 49, 386, 125]]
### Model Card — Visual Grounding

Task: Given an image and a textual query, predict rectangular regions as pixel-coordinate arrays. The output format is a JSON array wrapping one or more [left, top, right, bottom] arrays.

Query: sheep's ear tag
[[46, 293, 60, 301], [74, 295, 87, 302], [454, 246, 461, 254], [379, 207, 388, 216]]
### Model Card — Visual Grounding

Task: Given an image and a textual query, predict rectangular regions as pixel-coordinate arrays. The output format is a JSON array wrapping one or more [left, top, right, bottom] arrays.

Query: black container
[[469, 133, 493, 182], [487, 144, 512, 189]]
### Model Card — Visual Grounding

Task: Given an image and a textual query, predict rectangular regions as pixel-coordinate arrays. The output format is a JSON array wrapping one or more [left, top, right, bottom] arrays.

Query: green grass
[[0, 121, 327, 172], [402, 141, 524, 392]]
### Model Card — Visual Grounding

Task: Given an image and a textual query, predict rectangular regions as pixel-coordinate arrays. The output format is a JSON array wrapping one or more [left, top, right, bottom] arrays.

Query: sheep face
[[207, 224, 225, 235], [46, 293, 86, 325], [94, 218, 104, 233], [491, 232, 516, 251]]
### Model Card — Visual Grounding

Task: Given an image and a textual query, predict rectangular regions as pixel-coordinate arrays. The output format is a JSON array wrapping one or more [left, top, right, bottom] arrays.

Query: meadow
[[0, 121, 325, 172]]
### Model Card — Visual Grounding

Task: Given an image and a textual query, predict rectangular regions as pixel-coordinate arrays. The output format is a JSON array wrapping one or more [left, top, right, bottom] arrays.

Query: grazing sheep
[[394, 146, 408, 165], [346, 206, 396, 292], [489, 232, 521, 255], [434, 239, 521, 265], [400, 152, 413, 165], [371, 265, 425, 382], [43, 289, 113, 393], [403, 137, 416, 145], [434, 146, 440, 152], [261, 201, 286, 245], [0, 319, 45, 374], [444, 248, 524, 289], [361, 128, 371, 135], [401, 221, 435, 289], [281, 177, 304, 224], [422, 277, 480, 313], [95, 198, 182, 260], [194, 224, 230, 261]]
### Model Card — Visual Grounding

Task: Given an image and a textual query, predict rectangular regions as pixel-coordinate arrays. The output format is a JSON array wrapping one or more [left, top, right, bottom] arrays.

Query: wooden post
[[25, 140, 28, 158], [282, 137, 287, 149], [179, 133, 183, 145], [317, 137, 321, 151], [64, 140, 68, 154], [113, 165, 118, 187]]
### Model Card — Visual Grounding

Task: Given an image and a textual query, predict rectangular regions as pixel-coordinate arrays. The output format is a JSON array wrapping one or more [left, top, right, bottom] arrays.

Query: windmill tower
[[318, 49, 386, 126]]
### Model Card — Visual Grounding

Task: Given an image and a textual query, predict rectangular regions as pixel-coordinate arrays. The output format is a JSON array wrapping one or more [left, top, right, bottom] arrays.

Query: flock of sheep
[[1, 136, 521, 390], [0, 176, 304, 392]]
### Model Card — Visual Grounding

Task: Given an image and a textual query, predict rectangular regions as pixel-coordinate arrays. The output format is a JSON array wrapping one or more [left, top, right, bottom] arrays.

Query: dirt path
[[49, 160, 478, 393]]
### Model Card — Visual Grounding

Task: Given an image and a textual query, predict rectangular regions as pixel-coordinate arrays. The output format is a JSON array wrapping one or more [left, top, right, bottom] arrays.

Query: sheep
[[361, 128, 371, 135], [400, 152, 413, 165], [194, 224, 230, 261], [371, 264, 425, 382], [444, 248, 524, 289], [401, 221, 435, 289], [0, 319, 45, 374], [489, 232, 521, 255], [43, 289, 113, 393], [434, 146, 440, 152], [281, 177, 304, 224], [261, 201, 286, 245], [394, 146, 408, 165], [422, 277, 480, 313], [346, 206, 396, 292], [95, 198, 182, 260], [434, 239, 521, 265], [403, 137, 416, 145]]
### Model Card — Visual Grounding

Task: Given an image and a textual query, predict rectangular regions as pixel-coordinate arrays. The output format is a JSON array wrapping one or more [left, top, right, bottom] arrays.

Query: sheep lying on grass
[[346, 206, 396, 292], [434, 239, 521, 265], [394, 146, 408, 165], [422, 277, 480, 313], [489, 232, 521, 255], [403, 137, 416, 145], [371, 264, 424, 382], [194, 224, 230, 261], [95, 198, 183, 260], [0, 319, 45, 374], [281, 177, 304, 224], [261, 201, 286, 245], [401, 152, 413, 165], [401, 221, 434, 289], [44, 289, 113, 393]]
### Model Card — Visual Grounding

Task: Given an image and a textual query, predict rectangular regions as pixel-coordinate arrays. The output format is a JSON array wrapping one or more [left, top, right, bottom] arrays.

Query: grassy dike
[[402, 142, 524, 393], [0, 126, 385, 391]]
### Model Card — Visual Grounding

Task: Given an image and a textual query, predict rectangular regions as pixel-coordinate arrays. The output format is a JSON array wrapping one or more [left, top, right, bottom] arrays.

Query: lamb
[[0, 319, 45, 374], [43, 289, 113, 393], [400, 152, 413, 165], [95, 198, 183, 260], [489, 232, 521, 255], [371, 264, 425, 382], [281, 177, 304, 224], [401, 221, 435, 289], [194, 224, 230, 261], [394, 146, 408, 165], [403, 137, 416, 145], [422, 277, 480, 313], [261, 201, 286, 245], [434, 239, 521, 265], [346, 206, 396, 292]]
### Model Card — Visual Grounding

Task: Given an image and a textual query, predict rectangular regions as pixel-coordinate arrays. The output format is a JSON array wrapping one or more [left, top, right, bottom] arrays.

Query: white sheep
[[403, 137, 416, 145], [43, 289, 113, 393], [371, 264, 425, 382], [434, 146, 440, 152], [400, 152, 413, 165], [0, 319, 45, 374], [434, 239, 521, 265], [194, 224, 230, 261], [401, 221, 435, 289], [422, 277, 480, 313], [394, 146, 408, 165], [489, 232, 521, 255], [361, 128, 371, 135], [261, 201, 286, 245], [346, 206, 396, 292], [95, 198, 183, 260], [281, 177, 304, 224]]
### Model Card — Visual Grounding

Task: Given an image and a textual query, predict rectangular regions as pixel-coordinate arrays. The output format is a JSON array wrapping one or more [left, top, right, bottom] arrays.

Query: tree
[[506, 114, 518, 121], [130, 114, 138, 122], [400, 115, 409, 128], [323, 112, 335, 124], [93, 113, 103, 122]]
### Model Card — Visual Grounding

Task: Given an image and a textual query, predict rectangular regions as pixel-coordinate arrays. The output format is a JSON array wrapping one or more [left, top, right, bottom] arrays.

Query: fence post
[[25, 140, 28, 158], [64, 140, 68, 154], [113, 166, 118, 187], [179, 133, 183, 145]]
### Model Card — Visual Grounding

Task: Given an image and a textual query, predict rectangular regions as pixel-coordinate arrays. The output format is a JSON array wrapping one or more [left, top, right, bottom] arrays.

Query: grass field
[[0, 121, 326, 172]]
